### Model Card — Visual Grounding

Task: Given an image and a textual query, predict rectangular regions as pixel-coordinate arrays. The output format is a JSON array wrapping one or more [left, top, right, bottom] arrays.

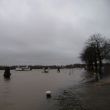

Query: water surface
[[0, 68, 85, 110]]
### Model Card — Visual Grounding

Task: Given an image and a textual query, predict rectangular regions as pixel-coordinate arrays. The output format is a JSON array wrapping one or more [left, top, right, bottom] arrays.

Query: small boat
[[43, 67, 49, 73], [15, 67, 23, 71]]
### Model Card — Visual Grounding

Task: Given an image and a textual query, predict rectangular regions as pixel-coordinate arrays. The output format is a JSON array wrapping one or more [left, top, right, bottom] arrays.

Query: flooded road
[[0, 68, 85, 110]]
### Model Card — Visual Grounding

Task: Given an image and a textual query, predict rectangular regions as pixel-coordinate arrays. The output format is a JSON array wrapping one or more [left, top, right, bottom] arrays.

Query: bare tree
[[80, 33, 110, 80]]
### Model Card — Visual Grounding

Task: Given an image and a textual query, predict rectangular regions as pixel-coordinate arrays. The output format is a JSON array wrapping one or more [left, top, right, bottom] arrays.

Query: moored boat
[[15, 66, 32, 71]]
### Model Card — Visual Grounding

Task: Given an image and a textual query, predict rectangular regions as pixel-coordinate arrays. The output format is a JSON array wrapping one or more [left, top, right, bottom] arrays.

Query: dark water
[[0, 69, 85, 110]]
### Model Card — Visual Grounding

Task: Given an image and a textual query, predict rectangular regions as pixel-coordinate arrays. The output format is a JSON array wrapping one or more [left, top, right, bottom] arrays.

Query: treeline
[[64, 64, 85, 68], [0, 64, 85, 70], [30, 64, 85, 69], [80, 33, 110, 80], [0, 66, 16, 70]]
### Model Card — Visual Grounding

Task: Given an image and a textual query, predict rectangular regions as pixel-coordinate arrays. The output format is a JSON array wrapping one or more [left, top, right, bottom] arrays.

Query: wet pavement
[[55, 77, 110, 110]]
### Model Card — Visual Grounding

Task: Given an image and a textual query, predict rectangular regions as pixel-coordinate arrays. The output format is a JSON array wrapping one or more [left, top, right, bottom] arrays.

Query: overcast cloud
[[0, 0, 110, 65]]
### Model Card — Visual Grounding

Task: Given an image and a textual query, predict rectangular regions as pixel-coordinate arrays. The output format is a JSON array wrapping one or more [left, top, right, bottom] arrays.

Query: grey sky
[[0, 0, 110, 65]]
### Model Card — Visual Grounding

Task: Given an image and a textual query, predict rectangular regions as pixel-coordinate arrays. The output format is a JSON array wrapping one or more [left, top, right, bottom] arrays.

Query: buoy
[[46, 91, 51, 98]]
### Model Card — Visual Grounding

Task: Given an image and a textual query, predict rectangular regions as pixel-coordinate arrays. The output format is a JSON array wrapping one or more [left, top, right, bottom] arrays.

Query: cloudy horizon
[[0, 0, 110, 65]]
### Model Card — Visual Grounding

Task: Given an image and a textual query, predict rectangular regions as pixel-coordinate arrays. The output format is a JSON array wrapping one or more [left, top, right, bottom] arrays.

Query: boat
[[15, 66, 32, 71]]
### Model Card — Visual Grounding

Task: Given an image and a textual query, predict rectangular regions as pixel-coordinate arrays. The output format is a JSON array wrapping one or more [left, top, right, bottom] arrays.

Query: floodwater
[[0, 68, 85, 110]]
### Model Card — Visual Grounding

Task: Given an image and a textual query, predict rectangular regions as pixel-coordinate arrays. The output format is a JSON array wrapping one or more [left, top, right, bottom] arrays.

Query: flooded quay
[[0, 68, 110, 110]]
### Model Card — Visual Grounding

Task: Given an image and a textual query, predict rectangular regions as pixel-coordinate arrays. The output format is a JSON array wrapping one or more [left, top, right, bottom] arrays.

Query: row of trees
[[80, 34, 110, 80]]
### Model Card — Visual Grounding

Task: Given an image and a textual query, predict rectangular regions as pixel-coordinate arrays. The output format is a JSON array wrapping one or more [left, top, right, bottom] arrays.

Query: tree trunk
[[99, 58, 103, 79], [94, 60, 99, 81]]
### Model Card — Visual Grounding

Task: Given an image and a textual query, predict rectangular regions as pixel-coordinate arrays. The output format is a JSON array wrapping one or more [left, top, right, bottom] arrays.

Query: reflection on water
[[0, 68, 85, 110], [4, 77, 11, 82]]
